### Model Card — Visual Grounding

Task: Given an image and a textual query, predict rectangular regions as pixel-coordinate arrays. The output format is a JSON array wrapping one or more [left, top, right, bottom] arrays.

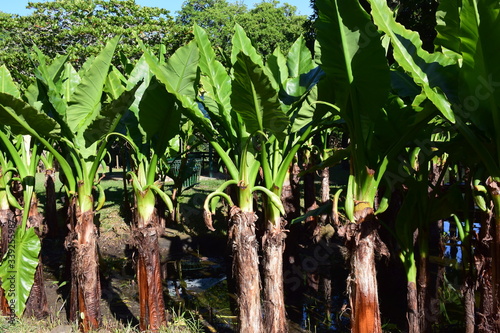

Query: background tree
[[0, 0, 182, 79], [177, 0, 308, 62]]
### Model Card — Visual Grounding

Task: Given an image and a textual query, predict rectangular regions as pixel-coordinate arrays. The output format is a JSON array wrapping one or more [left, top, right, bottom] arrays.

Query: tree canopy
[[0, 0, 310, 80], [0, 0, 181, 78]]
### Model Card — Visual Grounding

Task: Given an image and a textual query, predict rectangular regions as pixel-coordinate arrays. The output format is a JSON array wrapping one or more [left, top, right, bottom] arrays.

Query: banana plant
[[0, 131, 51, 319], [0, 66, 47, 318], [143, 24, 289, 332], [368, 0, 500, 330], [313, 0, 461, 331], [108, 50, 180, 332], [0, 37, 139, 331], [434, 2, 500, 329], [252, 36, 328, 332], [386, 132, 463, 333]]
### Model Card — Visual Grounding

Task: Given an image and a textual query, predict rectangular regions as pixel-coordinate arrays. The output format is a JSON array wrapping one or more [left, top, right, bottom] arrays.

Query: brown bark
[[475, 209, 500, 333], [262, 218, 287, 333], [44, 169, 58, 239], [24, 194, 48, 319], [343, 209, 387, 333], [281, 162, 301, 221], [463, 277, 475, 333], [282, 162, 304, 322], [228, 206, 262, 333], [417, 254, 429, 333], [65, 199, 101, 332], [133, 209, 167, 332], [486, 179, 500, 328], [319, 167, 330, 226], [25, 263, 48, 319], [406, 281, 418, 333]]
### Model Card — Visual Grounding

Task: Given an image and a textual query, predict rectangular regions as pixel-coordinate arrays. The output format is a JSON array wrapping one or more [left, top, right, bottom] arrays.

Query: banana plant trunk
[[406, 281, 418, 333], [282, 164, 303, 322], [475, 200, 499, 332], [24, 194, 48, 319], [487, 179, 500, 331], [346, 208, 386, 333], [44, 168, 58, 239], [228, 205, 262, 333], [66, 196, 101, 332], [133, 207, 167, 332], [262, 212, 287, 333]]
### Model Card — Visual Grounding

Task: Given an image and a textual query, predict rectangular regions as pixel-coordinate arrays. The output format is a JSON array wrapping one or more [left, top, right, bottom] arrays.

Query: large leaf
[[143, 42, 215, 140], [231, 52, 288, 139], [287, 36, 315, 79], [137, 76, 181, 155], [434, 0, 461, 55], [0, 227, 41, 316], [66, 36, 120, 134], [0, 66, 20, 98], [315, 0, 390, 162], [61, 63, 80, 104], [316, 0, 389, 113], [194, 25, 235, 140], [32, 47, 68, 116], [367, 0, 457, 123], [164, 40, 199, 97], [0, 92, 59, 137], [231, 24, 264, 68], [104, 66, 126, 100], [84, 82, 141, 146], [458, 0, 500, 143]]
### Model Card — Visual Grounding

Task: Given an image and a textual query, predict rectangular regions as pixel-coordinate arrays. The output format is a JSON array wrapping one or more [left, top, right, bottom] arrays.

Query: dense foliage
[[2, 0, 500, 333], [0, 0, 309, 79]]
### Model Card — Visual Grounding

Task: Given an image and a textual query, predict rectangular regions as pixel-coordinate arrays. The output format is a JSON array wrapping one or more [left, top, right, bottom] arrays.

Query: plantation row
[[0, 0, 500, 332]]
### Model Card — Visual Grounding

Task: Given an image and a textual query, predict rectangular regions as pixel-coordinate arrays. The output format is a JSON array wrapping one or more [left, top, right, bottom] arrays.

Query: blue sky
[[1, 0, 313, 17]]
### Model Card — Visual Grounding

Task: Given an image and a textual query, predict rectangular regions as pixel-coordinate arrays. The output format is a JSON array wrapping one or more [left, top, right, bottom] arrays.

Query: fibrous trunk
[[475, 208, 499, 332], [262, 217, 287, 333], [345, 210, 385, 333], [486, 179, 500, 331], [133, 208, 166, 332], [65, 198, 101, 332], [463, 277, 475, 333], [24, 194, 48, 319], [44, 169, 58, 239], [228, 206, 262, 333], [282, 162, 303, 322], [406, 281, 418, 333]]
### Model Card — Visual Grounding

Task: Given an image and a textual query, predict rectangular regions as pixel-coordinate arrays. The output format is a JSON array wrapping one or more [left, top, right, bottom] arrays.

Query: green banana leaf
[[137, 76, 181, 156], [315, 0, 390, 153], [458, 1, 500, 145], [144, 41, 214, 141], [0, 65, 20, 98], [66, 36, 120, 134], [231, 52, 288, 140], [367, 0, 456, 123], [0, 92, 60, 137], [194, 25, 235, 141], [84, 82, 141, 147], [231, 24, 265, 68], [0, 227, 41, 316]]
